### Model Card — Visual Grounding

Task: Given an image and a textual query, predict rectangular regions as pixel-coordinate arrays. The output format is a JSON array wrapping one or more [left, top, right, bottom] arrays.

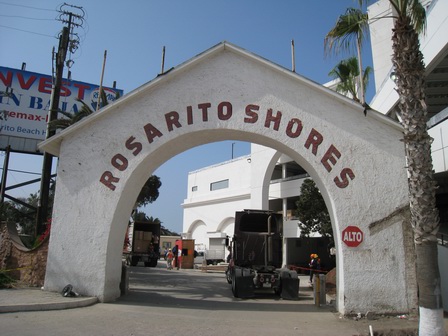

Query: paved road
[[0, 263, 419, 336]]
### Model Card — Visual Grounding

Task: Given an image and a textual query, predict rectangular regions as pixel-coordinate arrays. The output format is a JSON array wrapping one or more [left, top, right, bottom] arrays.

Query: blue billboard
[[0, 66, 123, 153]]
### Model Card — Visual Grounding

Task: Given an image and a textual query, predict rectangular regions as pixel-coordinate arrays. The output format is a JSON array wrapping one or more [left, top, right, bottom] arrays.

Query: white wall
[[429, 118, 448, 174], [368, 0, 395, 92], [438, 245, 448, 312], [369, 0, 448, 113], [183, 155, 252, 238]]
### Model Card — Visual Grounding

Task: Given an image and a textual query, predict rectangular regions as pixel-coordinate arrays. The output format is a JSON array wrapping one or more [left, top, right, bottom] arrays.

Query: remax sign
[[0, 66, 123, 153]]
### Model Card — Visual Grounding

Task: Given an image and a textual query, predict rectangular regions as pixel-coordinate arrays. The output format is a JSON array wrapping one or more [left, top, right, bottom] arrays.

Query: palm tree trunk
[[356, 35, 365, 104], [391, 15, 444, 336]]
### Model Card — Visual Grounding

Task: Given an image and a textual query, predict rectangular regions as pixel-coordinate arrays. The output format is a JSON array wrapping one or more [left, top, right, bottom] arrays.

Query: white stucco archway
[[186, 220, 207, 247], [217, 217, 235, 241], [39, 42, 416, 315]]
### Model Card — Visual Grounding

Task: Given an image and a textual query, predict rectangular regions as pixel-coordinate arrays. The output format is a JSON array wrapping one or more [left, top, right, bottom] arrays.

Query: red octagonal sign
[[342, 226, 364, 247]]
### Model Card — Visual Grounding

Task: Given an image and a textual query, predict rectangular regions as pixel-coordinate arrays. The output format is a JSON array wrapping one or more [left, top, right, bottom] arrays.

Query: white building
[[182, 146, 310, 262], [369, 0, 448, 312], [182, 0, 448, 309]]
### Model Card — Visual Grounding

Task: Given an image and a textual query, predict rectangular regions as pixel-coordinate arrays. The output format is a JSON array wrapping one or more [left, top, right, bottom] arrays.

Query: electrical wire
[[0, 2, 59, 38], [0, 1, 55, 12], [0, 24, 55, 38], [0, 14, 55, 21]]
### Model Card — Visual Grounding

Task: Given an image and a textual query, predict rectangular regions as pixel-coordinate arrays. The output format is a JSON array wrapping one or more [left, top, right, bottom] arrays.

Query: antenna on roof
[[97, 50, 107, 111], [291, 39, 296, 73], [161, 46, 166, 74]]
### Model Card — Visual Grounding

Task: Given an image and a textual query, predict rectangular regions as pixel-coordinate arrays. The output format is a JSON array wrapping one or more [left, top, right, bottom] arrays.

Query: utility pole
[[35, 4, 84, 235], [35, 26, 70, 236]]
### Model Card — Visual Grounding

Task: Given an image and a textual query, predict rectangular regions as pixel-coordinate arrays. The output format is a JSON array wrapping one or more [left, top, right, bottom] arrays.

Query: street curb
[[0, 297, 98, 313]]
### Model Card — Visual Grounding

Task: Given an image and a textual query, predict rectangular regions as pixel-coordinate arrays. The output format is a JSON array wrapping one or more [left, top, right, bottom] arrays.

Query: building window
[[210, 179, 229, 191], [192, 186, 198, 192]]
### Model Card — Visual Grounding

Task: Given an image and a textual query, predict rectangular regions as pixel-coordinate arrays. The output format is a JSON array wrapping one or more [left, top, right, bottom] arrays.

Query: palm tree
[[328, 56, 372, 103], [389, 1, 442, 334], [358, 1, 443, 334], [49, 89, 110, 131], [325, 7, 369, 105]]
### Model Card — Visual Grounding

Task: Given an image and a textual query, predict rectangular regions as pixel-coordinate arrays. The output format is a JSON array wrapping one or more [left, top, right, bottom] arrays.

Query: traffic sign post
[[342, 226, 364, 247]]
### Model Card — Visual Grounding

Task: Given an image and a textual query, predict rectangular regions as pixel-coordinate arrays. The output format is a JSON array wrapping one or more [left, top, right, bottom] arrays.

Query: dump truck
[[125, 221, 160, 267], [226, 209, 299, 299]]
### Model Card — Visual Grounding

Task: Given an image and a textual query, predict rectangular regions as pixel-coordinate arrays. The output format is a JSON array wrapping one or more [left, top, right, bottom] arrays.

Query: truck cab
[[227, 209, 299, 299]]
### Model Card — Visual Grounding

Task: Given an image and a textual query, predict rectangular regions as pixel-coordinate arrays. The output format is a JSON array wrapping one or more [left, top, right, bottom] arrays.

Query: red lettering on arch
[[244, 104, 259, 123], [100, 171, 120, 191], [125, 136, 142, 156], [265, 109, 282, 131], [304, 128, 323, 156], [187, 106, 193, 125], [143, 123, 163, 143], [286, 118, 303, 138], [334, 168, 355, 188], [198, 103, 211, 122], [165, 111, 181, 131], [111, 154, 128, 171], [217, 101, 232, 120], [321, 145, 341, 172]]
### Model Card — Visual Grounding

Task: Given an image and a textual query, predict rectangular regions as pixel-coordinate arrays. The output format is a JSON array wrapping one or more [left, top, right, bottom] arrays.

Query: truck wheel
[[279, 270, 299, 300], [231, 274, 239, 297], [226, 267, 232, 284], [232, 268, 242, 298], [130, 256, 139, 267], [274, 281, 282, 296]]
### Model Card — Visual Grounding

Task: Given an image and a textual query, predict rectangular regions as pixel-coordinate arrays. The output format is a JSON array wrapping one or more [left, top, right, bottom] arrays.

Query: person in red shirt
[[166, 249, 174, 270]]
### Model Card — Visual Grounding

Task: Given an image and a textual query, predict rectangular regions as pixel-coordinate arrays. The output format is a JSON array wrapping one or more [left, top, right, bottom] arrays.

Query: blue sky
[[1, 0, 375, 234]]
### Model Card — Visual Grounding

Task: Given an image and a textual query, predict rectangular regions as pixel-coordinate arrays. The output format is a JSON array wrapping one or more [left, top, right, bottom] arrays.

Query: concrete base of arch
[[39, 42, 417, 314]]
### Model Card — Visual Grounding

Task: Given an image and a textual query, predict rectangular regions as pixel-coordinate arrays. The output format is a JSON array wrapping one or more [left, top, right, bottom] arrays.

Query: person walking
[[166, 249, 174, 270], [309, 253, 320, 285], [172, 244, 179, 270]]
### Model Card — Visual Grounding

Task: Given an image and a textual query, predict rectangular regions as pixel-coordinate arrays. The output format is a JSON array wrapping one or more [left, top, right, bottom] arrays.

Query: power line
[[0, 24, 55, 38], [0, 14, 55, 21], [0, 1, 55, 12]]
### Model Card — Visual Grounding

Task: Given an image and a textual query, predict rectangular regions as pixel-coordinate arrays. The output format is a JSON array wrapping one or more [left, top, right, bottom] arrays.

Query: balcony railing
[[270, 173, 310, 184], [437, 231, 448, 247]]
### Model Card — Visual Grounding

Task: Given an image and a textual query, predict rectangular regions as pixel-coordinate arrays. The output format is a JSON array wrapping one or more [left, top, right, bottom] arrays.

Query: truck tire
[[231, 268, 242, 298], [226, 267, 233, 284], [279, 270, 299, 300], [130, 256, 139, 267], [274, 282, 282, 296], [275, 269, 292, 296]]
